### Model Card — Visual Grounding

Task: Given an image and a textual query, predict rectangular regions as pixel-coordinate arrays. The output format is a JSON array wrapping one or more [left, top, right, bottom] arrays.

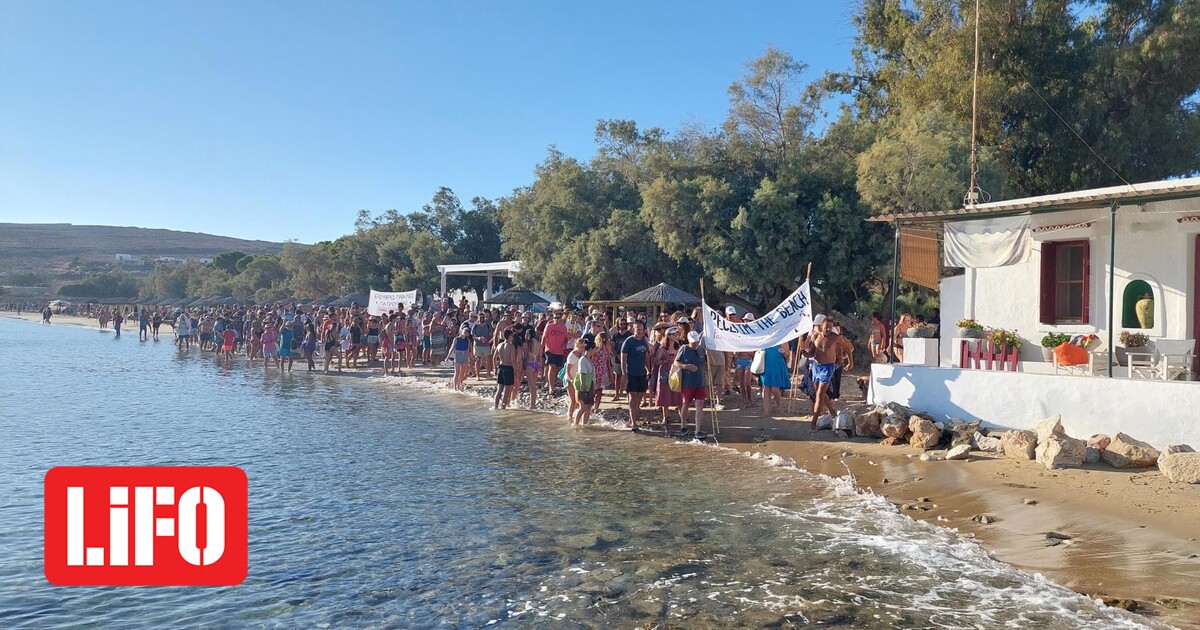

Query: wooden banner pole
[[787, 263, 814, 415], [699, 278, 720, 438]]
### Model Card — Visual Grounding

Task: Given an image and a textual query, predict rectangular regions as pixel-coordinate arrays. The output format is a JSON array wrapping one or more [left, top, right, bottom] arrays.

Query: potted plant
[[1116, 330, 1149, 366], [1135, 292, 1154, 329], [1040, 332, 1070, 361], [907, 323, 937, 338], [957, 318, 984, 339], [986, 327, 1022, 353]]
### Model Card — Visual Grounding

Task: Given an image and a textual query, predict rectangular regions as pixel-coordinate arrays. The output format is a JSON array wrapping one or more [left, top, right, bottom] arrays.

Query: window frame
[[1039, 239, 1090, 325]]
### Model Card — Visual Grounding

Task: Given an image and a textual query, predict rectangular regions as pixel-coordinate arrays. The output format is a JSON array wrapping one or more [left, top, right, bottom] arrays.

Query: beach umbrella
[[483, 286, 550, 306], [620, 282, 702, 305], [320, 294, 340, 305]]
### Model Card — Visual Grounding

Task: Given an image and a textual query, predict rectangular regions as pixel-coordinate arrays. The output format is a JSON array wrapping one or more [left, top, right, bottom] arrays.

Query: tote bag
[[750, 349, 767, 375]]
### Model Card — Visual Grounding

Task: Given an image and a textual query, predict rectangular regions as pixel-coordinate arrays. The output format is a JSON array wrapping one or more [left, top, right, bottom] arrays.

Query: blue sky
[[0, 2, 856, 243]]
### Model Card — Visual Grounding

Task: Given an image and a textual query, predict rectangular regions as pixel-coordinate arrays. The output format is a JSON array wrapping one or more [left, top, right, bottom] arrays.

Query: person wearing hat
[[675, 330, 709, 433], [652, 325, 684, 427]]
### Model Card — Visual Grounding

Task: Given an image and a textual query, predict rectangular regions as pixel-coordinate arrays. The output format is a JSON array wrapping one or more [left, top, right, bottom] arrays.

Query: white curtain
[[943, 215, 1031, 268]]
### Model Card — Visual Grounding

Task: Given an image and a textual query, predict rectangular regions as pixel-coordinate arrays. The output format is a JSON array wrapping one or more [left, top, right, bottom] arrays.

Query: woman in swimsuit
[[892, 313, 913, 363], [302, 321, 318, 372], [323, 320, 342, 373], [523, 328, 543, 409], [869, 311, 887, 361], [380, 316, 395, 376]]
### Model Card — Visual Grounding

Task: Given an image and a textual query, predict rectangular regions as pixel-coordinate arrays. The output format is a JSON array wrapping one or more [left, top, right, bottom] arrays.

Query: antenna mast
[[966, 0, 981, 206]]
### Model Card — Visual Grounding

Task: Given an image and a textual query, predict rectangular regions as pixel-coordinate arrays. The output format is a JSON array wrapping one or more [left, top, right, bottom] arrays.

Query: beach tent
[[483, 286, 550, 307], [320, 295, 340, 305]]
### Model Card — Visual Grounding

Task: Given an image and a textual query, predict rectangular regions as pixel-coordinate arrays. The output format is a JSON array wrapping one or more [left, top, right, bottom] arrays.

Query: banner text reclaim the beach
[[368, 290, 418, 316], [701, 281, 813, 352]]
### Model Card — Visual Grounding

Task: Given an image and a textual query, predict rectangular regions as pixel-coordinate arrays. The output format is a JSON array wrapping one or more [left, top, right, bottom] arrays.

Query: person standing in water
[[112, 310, 123, 338], [493, 329, 518, 409]]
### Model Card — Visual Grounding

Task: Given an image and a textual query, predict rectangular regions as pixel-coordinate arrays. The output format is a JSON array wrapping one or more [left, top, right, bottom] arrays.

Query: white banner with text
[[368, 290, 418, 316], [702, 281, 813, 352]]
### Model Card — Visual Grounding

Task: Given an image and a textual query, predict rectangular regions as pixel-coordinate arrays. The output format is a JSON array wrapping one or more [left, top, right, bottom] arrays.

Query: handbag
[[668, 365, 683, 392], [750, 349, 767, 375]]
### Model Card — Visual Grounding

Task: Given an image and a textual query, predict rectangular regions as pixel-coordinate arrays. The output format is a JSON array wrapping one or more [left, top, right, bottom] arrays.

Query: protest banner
[[367, 290, 418, 316], [701, 281, 813, 352]]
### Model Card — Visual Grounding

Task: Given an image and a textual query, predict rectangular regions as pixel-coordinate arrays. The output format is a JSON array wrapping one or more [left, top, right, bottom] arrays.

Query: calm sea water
[[0, 317, 1168, 629]]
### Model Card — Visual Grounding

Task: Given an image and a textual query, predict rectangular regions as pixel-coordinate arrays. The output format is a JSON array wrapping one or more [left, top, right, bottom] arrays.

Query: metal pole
[[1107, 201, 1118, 378], [890, 221, 901, 359]]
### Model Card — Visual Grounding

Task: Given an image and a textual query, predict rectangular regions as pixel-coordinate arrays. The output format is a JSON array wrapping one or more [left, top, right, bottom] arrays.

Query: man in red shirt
[[542, 310, 569, 389]]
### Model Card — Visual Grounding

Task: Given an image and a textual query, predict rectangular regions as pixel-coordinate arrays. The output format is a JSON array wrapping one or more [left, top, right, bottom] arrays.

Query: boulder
[[1087, 434, 1111, 451], [1164, 444, 1196, 455], [908, 416, 941, 450], [855, 410, 883, 438], [880, 414, 909, 439], [1158, 452, 1200, 483], [919, 450, 946, 462], [815, 414, 834, 430], [946, 444, 972, 460], [1001, 430, 1038, 461], [1033, 415, 1065, 444], [1101, 433, 1160, 468], [1084, 447, 1101, 464], [973, 431, 1002, 453], [948, 421, 982, 447], [879, 436, 905, 446], [1035, 436, 1087, 469]]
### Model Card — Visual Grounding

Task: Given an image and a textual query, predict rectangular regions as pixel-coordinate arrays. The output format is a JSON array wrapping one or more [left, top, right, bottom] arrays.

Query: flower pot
[[958, 327, 983, 339], [1135, 297, 1154, 329], [1041, 347, 1054, 362], [1114, 345, 1128, 366]]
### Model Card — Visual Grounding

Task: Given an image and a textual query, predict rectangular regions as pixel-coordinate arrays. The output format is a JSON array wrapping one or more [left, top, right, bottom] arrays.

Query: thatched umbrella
[[483, 286, 550, 306], [620, 283, 702, 305]]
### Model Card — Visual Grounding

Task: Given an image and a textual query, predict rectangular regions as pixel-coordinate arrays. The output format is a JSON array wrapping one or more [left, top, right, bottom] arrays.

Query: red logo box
[[44, 466, 247, 586]]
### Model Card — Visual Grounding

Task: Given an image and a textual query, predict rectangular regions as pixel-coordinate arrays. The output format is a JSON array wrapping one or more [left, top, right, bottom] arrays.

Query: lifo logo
[[44, 466, 247, 586]]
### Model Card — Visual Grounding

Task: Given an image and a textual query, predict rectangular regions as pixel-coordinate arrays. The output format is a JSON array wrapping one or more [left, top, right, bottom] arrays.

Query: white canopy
[[437, 261, 523, 299]]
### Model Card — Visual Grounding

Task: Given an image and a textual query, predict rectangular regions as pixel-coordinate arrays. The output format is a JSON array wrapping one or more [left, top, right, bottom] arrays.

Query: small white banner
[[702, 281, 814, 352], [368, 290, 418, 316]]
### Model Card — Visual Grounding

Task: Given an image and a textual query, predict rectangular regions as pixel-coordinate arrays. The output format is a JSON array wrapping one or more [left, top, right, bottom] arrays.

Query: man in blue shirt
[[620, 320, 650, 429]]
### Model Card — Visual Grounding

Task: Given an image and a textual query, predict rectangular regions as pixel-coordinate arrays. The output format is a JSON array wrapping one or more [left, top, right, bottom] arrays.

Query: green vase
[[1135, 297, 1154, 329]]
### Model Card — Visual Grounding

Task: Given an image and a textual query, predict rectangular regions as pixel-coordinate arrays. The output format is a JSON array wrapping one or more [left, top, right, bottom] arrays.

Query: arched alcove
[[1121, 279, 1154, 329]]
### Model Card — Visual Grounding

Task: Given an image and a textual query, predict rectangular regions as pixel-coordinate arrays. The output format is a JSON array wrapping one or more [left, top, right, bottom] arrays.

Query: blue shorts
[[813, 362, 836, 384], [735, 357, 752, 370]]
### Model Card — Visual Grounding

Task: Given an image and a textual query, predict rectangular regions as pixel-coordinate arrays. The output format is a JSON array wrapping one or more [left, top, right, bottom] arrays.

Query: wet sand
[[13, 311, 1199, 627]]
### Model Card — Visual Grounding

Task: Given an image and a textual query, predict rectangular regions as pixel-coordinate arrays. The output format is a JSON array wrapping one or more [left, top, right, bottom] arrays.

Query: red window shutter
[[1039, 242, 1057, 324], [1080, 241, 1091, 324]]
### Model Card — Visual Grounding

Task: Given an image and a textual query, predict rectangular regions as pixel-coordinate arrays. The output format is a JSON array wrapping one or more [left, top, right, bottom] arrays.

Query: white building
[[869, 176, 1200, 447]]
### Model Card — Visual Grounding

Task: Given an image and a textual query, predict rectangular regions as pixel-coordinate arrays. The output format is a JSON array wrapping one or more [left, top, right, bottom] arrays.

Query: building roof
[[436, 261, 522, 276], [870, 176, 1200, 222]]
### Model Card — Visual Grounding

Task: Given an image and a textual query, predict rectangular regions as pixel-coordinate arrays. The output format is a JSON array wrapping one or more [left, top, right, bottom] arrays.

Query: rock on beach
[[1100, 433, 1160, 468], [1158, 451, 1200, 484], [1033, 415, 1066, 444], [1001, 430, 1038, 461], [908, 416, 940, 450], [1035, 436, 1086, 470], [945, 444, 972, 460]]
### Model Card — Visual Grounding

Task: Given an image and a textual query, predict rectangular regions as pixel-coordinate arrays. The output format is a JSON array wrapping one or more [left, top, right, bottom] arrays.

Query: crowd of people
[[32, 295, 864, 435]]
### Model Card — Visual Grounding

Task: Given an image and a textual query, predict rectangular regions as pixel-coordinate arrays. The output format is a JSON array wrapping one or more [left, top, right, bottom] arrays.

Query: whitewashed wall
[[941, 202, 1200, 363], [868, 363, 1197, 448]]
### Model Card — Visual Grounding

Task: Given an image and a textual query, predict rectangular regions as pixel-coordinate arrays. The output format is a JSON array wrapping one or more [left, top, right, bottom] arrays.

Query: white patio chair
[[1127, 339, 1195, 381], [1053, 340, 1109, 376]]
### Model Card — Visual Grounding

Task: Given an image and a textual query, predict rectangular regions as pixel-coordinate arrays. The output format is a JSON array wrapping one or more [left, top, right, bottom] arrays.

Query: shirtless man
[[804, 314, 840, 430], [493, 329, 519, 409], [869, 312, 887, 361]]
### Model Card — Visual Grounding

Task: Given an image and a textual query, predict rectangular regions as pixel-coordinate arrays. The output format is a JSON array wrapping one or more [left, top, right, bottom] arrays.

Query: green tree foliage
[[59, 272, 139, 298], [211, 250, 248, 276], [841, 0, 1200, 196]]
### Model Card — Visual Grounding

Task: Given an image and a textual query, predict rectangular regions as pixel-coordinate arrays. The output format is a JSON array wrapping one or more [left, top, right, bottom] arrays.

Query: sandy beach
[[12, 311, 1200, 628]]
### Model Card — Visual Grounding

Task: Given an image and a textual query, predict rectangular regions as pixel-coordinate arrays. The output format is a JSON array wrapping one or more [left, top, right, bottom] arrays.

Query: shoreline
[[9, 312, 1199, 627]]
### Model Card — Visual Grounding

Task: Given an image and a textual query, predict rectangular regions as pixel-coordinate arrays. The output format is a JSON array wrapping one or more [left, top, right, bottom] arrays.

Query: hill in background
[[0, 223, 292, 275]]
